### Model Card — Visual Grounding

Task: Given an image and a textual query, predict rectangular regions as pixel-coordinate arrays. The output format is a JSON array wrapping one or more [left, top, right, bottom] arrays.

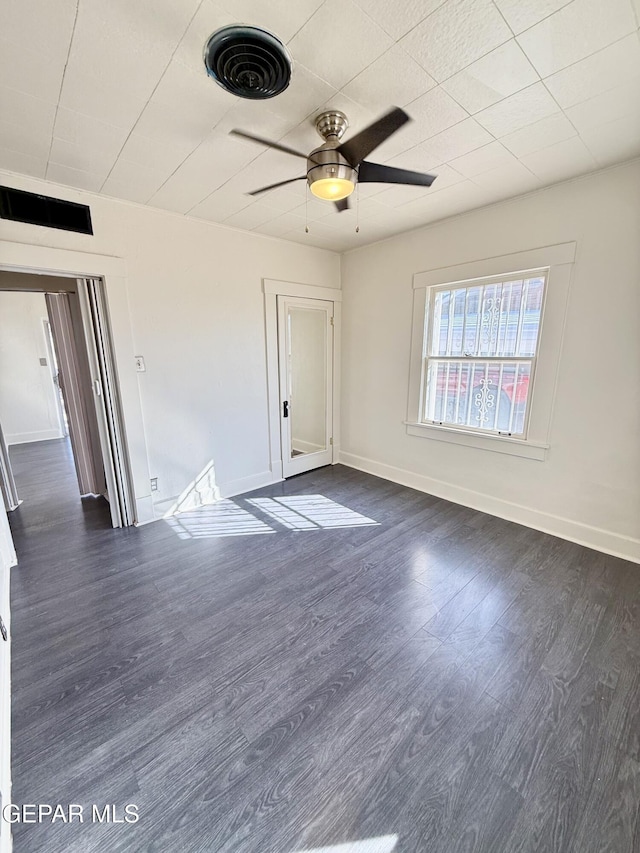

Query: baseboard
[[6, 429, 64, 445], [218, 470, 280, 499], [339, 451, 640, 564]]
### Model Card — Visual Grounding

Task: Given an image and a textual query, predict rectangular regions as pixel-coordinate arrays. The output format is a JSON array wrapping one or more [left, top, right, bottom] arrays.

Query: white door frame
[[42, 318, 68, 438], [0, 241, 153, 525], [263, 279, 341, 481]]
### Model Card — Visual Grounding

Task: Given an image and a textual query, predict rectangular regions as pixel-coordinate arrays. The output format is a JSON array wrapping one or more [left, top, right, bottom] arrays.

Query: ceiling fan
[[230, 107, 437, 212]]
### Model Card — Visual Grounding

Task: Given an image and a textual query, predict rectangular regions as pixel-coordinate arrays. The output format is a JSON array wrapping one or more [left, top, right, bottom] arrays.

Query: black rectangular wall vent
[[0, 186, 93, 235]]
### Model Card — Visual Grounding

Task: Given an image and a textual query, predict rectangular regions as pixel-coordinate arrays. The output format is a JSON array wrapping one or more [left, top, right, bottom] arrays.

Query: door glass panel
[[288, 306, 327, 458]]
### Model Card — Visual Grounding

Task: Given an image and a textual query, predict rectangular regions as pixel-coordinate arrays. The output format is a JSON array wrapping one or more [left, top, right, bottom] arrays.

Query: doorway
[[0, 272, 135, 528], [278, 296, 334, 477], [264, 279, 341, 482]]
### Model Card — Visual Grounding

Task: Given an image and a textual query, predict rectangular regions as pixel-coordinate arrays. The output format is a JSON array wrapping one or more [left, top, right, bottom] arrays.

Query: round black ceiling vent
[[203, 25, 292, 100]]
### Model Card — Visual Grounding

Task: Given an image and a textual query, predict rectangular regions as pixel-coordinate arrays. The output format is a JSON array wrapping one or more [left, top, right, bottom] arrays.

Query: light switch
[[135, 355, 146, 372]]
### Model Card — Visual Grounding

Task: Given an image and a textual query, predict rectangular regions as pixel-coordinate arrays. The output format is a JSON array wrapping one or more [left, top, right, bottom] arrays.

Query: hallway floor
[[8, 439, 640, 852]]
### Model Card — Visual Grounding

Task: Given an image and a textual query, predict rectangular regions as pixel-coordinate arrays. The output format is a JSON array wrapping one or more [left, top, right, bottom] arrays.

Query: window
[[421, 271, 546, 437], [407, 243, 575, 461]]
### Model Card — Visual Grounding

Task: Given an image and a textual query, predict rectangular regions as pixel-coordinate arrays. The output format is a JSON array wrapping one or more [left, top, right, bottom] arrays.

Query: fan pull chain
[[305, 183, 309, 233], [355, 183, 360, 233]]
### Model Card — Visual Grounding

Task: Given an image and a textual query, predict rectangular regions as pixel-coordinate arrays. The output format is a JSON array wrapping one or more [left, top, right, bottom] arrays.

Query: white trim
[[413, 242, 576, 290], [263, 278, 342, 301], [339, 451, 640, 564], [0, 244, 127, 279], [405, 422, 548, 460], [5, 429, 64, 445]]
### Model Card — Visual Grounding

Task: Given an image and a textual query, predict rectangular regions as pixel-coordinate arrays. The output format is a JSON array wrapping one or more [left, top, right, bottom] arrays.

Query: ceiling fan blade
[[248, 176, 306, 196], [336, 107, 410, 167], [334, 198, 350, 212], [358, 160, 437, 187], [230, 129, 308, 160]]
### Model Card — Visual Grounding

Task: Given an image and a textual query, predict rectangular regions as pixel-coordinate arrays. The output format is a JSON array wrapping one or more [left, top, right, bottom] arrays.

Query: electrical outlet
[[135, 355, 146, 372], [150, 477, 158, 491]]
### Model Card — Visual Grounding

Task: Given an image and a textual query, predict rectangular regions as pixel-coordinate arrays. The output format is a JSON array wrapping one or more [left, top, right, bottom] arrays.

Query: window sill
[[405, 422, 548, 460]]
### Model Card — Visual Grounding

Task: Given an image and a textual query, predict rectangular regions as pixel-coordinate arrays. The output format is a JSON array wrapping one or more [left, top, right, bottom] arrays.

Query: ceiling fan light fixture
[[310, 177, 355, 201]]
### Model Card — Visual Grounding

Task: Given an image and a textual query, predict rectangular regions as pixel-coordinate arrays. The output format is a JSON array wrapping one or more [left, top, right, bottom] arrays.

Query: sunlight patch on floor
[[293, 835, 398, 853], [248, 495, 379, 531], [165, 500, 274, 539], [164, 495, 378, 539]]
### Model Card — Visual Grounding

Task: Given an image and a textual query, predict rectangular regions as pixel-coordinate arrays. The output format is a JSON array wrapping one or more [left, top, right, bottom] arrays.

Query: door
[[45, 292, 107, 499], [277, 296, 334, 478]]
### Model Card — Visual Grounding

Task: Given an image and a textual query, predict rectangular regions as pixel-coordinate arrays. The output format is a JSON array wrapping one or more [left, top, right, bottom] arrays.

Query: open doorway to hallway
[[0, 282, 111, 534], [0, 269, 135, 536]]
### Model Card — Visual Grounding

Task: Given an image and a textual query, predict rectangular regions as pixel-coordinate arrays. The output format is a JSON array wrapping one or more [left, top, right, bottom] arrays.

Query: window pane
[[430, 276, 544, 358], [423, 359, 532, 434]]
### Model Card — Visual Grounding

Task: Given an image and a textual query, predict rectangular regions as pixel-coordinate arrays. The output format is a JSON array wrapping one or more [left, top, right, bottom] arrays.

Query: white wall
[[0, 290, 64, 445], [340, 160, 640, 562], [0, 169, 340, 519]]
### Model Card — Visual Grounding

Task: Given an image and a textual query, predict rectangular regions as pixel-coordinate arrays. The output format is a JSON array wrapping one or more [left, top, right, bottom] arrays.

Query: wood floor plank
[[8, 438, 640, 853]]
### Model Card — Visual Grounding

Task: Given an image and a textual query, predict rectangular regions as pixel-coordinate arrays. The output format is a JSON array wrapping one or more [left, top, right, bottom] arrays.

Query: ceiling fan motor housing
[[306, 146, 357, 188]]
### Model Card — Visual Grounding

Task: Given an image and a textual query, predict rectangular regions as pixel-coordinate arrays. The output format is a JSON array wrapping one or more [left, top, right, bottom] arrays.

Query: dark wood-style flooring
[[8, 438, 640, 852]]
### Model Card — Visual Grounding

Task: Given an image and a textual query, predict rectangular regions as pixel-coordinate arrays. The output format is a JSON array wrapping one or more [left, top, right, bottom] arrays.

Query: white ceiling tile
[[0, 37, 66, 103], [544, 34, 640, 109], [189, 187, 253, 220], [0, 88, 55, 159], [254, 184, 307, 212], [417, 118, 494, 165], [475, 82, 559, 137], [118, 133, 195, 175], [517, 0, 637, 77], [59, 68, 148, 130], [441, 40, 540, 114], [148, 135, 258, 213], [45, 163, 105, 193], [580, 112, 640, 166], [53, 109, 130, 160], [352, 0, 446, 40], [253, 211, 308, 236], [101, 158, 173, 204], [265, 64, 336, 122], [449, 141, 520, 177], [492, 0, 572, 35], [405, 87, 469, 140], [471, 160, 541, 194], [48, 138, 116, 176], [147, 57, 233, 127], [402, 180, 491, 220], [0, 147, 47, 179], [216, 0, 324, 44], [0, 86, 56, 134], [500, 112, 577, 158], [0, 0, 77, 58], [565, 80, 640, 133], [59, 0, 201, 126], [400, 0, 512, 82], [134, 98, 222, 152], [519, 135, 598, 181], [287, 0, 393, 90], [341, 46, 437, 111], [222, 203, 280, 230]]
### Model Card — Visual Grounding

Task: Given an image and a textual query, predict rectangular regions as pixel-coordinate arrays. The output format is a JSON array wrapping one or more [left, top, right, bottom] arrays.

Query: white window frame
[[406, 242, 576, 461]]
